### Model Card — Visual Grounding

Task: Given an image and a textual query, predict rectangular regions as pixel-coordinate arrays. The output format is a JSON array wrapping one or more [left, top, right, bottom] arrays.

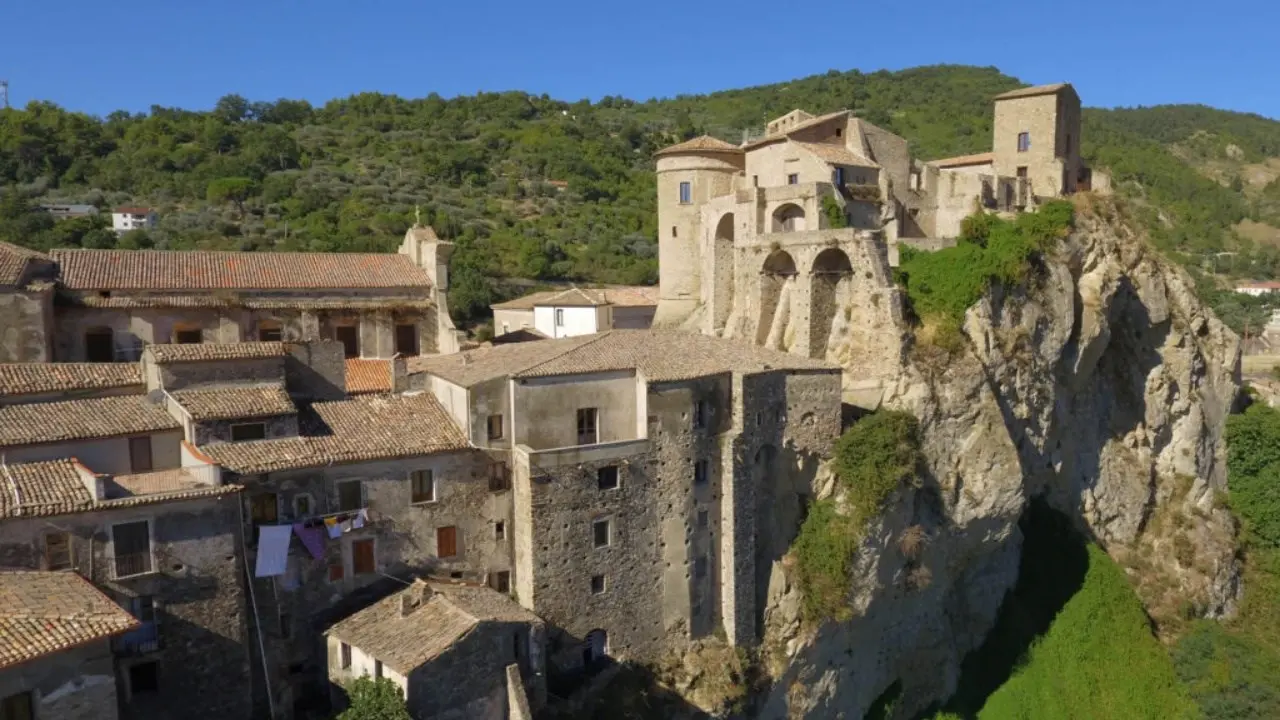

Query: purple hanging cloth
[[293, 523, 326, 560]]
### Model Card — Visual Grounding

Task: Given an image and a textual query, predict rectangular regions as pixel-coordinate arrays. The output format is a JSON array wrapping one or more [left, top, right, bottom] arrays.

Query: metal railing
[[112, 552, 154, 579], [114, 621, 160, 655]]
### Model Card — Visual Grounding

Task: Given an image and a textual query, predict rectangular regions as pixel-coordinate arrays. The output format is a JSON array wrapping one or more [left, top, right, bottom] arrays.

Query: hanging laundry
[[255, 525, 292, 578], [293, 523, 325, 560], [340, 518, 353, 534], [324, 516, 341, 539], [352, 509, 367, 530]]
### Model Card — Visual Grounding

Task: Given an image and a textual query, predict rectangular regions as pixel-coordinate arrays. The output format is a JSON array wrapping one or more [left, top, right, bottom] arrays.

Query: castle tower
[[652, 136, 744, 327], [991, 83, 1083, 200]]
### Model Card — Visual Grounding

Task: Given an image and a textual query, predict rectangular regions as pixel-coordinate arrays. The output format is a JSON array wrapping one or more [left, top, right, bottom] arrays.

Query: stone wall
[[0, 496, 253, 720], [284, 340, 346, 401], [157, 357, 286, 391], [0, 286, 53, 362], [993, 91, 1080, 200], [193, 414, 298, 445], [404, 620, 545, 720], [0, 641, 121, 720]]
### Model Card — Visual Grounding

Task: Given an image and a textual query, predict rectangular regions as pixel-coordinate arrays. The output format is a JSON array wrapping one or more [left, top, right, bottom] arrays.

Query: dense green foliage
[[897, 201, 1074, 326], [792, 411, 921, 622], [337, 676, 411, 720], [1224, 403, 1280, 546], [3, 65, 1278, 328]]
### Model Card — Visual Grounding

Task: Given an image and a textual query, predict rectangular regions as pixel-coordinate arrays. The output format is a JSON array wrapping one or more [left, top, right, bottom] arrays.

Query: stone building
[[490, 285, 658, 339], [410, 330, 842, 676], [0, 224, 463, 364], [326, 579, 545, 719], [0, 570, 139, 720]]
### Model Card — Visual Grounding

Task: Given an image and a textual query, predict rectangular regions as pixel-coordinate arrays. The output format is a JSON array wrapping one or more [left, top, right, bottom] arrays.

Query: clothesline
[[254, 508, 374, 577]]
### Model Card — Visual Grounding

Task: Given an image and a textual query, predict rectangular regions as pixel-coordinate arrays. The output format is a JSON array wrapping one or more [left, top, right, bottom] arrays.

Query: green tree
[[338, 676, 411, 720], [206, 177, 257, 217]]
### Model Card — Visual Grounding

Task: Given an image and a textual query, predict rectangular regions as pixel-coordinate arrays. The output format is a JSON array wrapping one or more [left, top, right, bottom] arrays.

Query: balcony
[[112, 552, 154, 579], [114, 621, 160, 655]]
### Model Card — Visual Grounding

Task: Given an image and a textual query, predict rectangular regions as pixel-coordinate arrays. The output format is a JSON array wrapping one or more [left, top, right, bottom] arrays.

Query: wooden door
[[436, 526, 457, 558], [128, 436, 153, 473], [335, 326, 359, 358], [352, 539, 375, 575]]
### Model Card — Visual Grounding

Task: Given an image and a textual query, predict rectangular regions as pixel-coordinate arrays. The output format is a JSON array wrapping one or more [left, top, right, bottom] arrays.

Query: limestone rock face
[[757, 201, 1242, 719]]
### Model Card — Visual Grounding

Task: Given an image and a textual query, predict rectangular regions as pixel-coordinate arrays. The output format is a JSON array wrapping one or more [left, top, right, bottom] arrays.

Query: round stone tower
[[652, 136, 744, 327]]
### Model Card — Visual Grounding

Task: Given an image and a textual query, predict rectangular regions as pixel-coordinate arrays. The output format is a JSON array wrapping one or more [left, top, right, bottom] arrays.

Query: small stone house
[[0, 570, 139, 720], [490, 286, 658, 340], [326, 579, 545, 720]]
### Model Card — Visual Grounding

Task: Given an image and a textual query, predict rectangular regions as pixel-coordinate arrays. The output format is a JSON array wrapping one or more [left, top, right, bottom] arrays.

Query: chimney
[[399, 580, 434, 617], [460, 352, 471, 366], [399, 592, 416, 618]]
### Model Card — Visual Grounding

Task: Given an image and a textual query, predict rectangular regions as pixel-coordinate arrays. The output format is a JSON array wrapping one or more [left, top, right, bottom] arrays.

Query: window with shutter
[[436, 526, 458, 558], [337, 481, 363, 511], [44, 532, 71, 570], [128, 436, 153, 473], [351, 539, 375, 575], [111, 520, 152, 578], [489, 462, 511, 492]]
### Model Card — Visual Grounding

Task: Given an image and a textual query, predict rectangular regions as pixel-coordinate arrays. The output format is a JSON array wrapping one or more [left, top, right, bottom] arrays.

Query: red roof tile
[[345, 359, 391, 395]]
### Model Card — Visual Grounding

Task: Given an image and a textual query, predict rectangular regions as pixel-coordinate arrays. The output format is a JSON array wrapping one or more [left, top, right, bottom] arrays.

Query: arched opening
[[757, 250, 797, 345], [84, 327, 114, 363], [810, 248, 855, 359], [582, 629, 608, 670], [771, 203, 807, 233], [713, 213, 736, 331]]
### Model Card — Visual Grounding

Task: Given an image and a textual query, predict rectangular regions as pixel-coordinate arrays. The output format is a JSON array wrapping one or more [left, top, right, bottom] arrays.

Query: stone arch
[[757, 250, 797, 345], [810, 247, 855, 359], [771, 203, 807, 232], [712, 213, 736, 330], [583, 628, 609, 668]]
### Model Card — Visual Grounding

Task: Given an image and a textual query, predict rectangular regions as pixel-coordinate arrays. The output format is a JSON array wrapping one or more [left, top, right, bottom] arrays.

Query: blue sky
[[4, 0, 1278, 119]]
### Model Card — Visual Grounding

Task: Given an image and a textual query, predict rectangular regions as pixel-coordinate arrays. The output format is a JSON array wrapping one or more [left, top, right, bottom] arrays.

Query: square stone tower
[[991, 83, 1083, 200]]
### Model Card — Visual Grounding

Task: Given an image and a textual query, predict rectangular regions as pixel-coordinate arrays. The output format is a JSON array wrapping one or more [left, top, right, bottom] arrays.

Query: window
[[292, 493, 313, 518], [678, 181, 691, 204], [492, 571, 511, 594], [591, 574, 606, 595], [671, 226, 677, 238], [495, 521, 506, 540], [835, 127, 843, 138], [697, 510, 709, 528], [1064, 132, 1072, 156], [337, 481, 363, 512], [112, 520, 152, 578], [1017, 131, 1030, 152], [44, 532, 71, 570], [833, 167, 845, 186], [597, 465, 619, 490], [352, 538, 375, 575], [577, 408, 599, 445], [85, 328, 114, 363], [693, 400, 709, 430], [131, 595, 156, 625], [0, 691, 32, 720], [173, 328, 202, 344], [554, 308, 565, 327], [340, 642, 352, 669], [487, 414, 504, 441], [231, 422, 266, 442], [592, 518, 611, 549], [489, 462, 511, 492], [250, 493, 278, 527], [334, 324, 359, 358], [328, 563, 345, 583], [394, 323, 418, 356], [787, 173, 799, 185], [128, 435, 153, 473], [411, 470, 436, 503], [257, 321, 283, 342], [436, 526, 458, 558], [694, 459, 709, 486], [694, 555, 708, 579], [374, 660, 383, 679], [128, 661, 160, 695], [501, 322, 510, 334]]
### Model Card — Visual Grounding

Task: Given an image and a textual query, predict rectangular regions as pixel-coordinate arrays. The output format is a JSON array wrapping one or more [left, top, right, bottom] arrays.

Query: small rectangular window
[[577, 408, 599, 445], [694, 555, 708, 579], [1064, 133, 1072, 156], [394, 323, 418, 356], [697, 510, 709, 528], [340, 642, 352, 669], [489, 462, 511, 492], [352, 538, 376, 575], [597, 466, 619, 490], [492, 570, 511, 594], [251, 493, 278, 526], [410, 470, 435, 504], [173, 328, 201, 344], [334, 324, 359, 358], [593, 518, 611, 549], [833, 167, 845, 186], [44, 532, 72, 570], [487, 414, 504, 441], [258, 325, 283, 342], [111, 520, 152, 578], [293, 493, 312, 518], [678, 181, 692, 204], [591, 574, 606, 595], [554, 308, 565, 327], [231, 422, 266, 442], [671, 226, 678, 238], [693, 400, 709, 430], [337, 481, 363, 511], [752, 175, 758, 187], [436, 526, 458, 558], [787, 173, 799, 185], [374, 660, 383, 679], [694, 459, 709, 486], [495, 521, 506, 540], [1017, 132, 1030, 152]]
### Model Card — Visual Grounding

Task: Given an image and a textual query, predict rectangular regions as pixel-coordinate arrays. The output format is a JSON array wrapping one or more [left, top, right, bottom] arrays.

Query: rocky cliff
[[754, 196, 1242, 718]]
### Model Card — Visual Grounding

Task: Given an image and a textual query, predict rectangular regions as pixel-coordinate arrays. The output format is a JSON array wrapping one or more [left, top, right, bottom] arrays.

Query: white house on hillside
[[112, 206, 158, 235], [490, 286, 658, 340], [1235, 281, 1280, 297]]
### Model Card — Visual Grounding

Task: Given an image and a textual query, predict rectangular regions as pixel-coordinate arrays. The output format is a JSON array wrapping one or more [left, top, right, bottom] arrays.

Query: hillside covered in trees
[[2, 64, 1280, 328]]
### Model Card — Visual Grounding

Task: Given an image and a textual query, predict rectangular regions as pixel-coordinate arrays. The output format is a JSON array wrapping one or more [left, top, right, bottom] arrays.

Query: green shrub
[[822, 194, 847, 229], [792, 410, 922, 622], [1225, 403, 1280, 547], [338, 676, 411, 720], [897, 201, 1074, 326]]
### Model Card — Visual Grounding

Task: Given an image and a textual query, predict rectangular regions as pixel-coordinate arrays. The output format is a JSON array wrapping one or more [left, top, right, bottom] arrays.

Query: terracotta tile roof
[[927, 152, 995, 169], [412, 330, 836, 387], [327, 580, 540, 674], [63, 295, 435, 310], [491, 328, 549, 345], [796, 142, 881, 169], [490, 285, 658, 311], [202, 393, 468, 474], [0, 459, 240, 519], [654, 135, 744, 157], [993, 83, 1071, 101], [0, 570, 139, 669], [145, 342, 289, 364], [0, 363, 142, 397], [0, 395, 179, 448], [170, 385, 296, 421], [50, 249, 432, 291], [345, 359, 391, 395], [0, 242, 51, 287], [744, 110, 851, 150]]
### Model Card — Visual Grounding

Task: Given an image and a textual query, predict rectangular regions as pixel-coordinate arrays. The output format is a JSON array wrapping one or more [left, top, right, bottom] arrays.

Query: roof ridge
[[514, 332, 615, 378]]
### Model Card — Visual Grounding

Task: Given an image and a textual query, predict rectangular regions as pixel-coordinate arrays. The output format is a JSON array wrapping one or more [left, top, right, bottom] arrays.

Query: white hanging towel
[[255, 525, 293, 577]]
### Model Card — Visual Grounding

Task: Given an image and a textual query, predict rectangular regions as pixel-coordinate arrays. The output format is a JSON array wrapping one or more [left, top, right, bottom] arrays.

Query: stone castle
[[0, 82, 1100, 720]]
